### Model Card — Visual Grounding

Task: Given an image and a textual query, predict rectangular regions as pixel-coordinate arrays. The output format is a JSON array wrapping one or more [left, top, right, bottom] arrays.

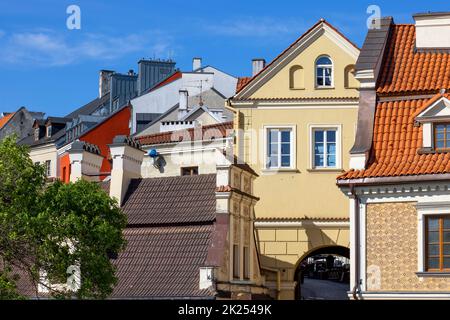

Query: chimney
[[137, 59, 176, 95], [178, 90, 189, 119], [413, 12, 450, 49], [252, 58, 266, 76], [99, 70, 114, 98], [193, 57, 202, 71], [108, 136, 145, 206], [68, 141, 104, 182]]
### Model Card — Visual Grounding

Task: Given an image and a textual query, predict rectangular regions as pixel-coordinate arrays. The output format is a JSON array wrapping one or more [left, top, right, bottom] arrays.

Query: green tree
[[0, 135, 127, 299]]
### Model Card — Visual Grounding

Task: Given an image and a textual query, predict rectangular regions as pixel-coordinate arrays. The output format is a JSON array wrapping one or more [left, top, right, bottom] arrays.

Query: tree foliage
[[0, 135, 127, 299]]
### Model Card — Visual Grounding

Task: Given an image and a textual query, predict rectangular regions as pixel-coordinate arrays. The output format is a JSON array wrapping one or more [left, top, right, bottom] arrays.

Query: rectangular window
[[46, 125, 52, 138], [313, 129, 337, 168], [181, 166, 198, 176], [45, 160, 51, 177], [266, 128, 293, 169], [243, 246, 250, 280], [233, 244, 240, 279], [426, 215, 450, 271], [434, 123, 450, 150], [34, 128, 40, 141]]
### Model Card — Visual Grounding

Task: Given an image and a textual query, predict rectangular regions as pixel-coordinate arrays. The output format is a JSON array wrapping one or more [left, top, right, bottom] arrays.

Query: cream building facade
[[228, 19, 360, 299]]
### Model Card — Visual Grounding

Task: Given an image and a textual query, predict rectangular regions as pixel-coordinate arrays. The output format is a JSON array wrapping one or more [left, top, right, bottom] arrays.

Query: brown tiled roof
[[236, 77, 252, 92], [377, 25, 450, 94], [338, 96, 450, 180], [122, 174, 217, 225], [111, 224, 214, 298], [137, 121, 233, 146]]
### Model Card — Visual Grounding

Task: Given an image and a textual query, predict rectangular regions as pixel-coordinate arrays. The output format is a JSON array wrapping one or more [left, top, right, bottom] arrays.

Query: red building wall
[[58, 106, 131, 182]]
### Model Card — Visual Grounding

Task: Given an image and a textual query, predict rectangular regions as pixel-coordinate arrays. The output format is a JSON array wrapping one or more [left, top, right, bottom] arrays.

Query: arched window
[[289, 65, 304, 89], [315, 56, 333, 88], [344, 64, 358, 89]]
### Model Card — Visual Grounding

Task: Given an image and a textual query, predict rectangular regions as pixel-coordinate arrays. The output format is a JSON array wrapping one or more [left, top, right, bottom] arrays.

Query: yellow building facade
[[227, 20, 360, 299]]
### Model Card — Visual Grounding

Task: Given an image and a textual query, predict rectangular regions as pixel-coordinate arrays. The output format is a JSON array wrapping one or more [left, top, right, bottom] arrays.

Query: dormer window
[[434, 123, 450, 151], [315, 56, 333, 88], [46, 125, 52, 138], [415, 92, 450, 153], [34, 127, 40, 141]]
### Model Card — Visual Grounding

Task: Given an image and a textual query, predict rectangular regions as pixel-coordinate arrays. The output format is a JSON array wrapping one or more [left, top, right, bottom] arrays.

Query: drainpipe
[[350, 184, 361, 300]]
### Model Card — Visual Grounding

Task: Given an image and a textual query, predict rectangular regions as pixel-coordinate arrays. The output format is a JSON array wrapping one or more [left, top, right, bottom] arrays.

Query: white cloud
[[207, 18, 307, 37], [0, 30, 174, 67]]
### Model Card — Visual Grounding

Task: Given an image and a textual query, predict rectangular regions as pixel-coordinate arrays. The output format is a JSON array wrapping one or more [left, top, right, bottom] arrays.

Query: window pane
[[269, 143, 278, 155], [281, 143, 290, 155], [317, 67, 324, 74], [437, 140, 445, 149], [325, 77, 332, 86], [268, 156, 278, 168], [269, 130, 278, 143], [428, 231, 439, 243], [317, 77, 323, 86], [325, 68, 332, 76], [428, 244, 440, 256], [327, 130, 336, 142], [437, 132, 445, 140], [315, 155, 324, 167], [317, 57, 332, 65], [444, 231, 450, 242], [444, 257, 450, 269], [327, 155, 336, 167], [327, 143, 336, 155], [315, 143, 324, 156], [444, 244, 450, 255], [315, 130, 324, 142], [444, 218, 450, 229], [436, 125, 445, 132], [281, 156, 290, 167], [428, 257, 440, 269], [428, 218, 439, 231], [281, 130, 290, 143]]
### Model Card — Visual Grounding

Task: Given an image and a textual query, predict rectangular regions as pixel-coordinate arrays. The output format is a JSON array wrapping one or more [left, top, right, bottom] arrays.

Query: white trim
[[349, 153, 366, 170], [254, 220, 349, 228], [231, 101, 358, 108], [416, 96, 450, 119], [360, 200, 367, 291], [416, 203, 450, 273], [57, 142, 74, 156], [263, 125, 297, 171], [308, 124, 342, 170]]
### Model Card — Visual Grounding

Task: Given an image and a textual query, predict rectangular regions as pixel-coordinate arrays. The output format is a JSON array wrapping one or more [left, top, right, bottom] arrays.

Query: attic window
[[34, 128, 40, 141], [434, 124, 450, 151], [46, 125, 52, 138], [315, 56, 333, 88]]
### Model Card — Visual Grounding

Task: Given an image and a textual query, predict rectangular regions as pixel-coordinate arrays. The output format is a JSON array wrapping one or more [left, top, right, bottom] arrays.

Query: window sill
[[289, 87, 305, 90], [315, 86, 335, 90], [416, 272, 450, 277], [307, 168, 344, 173], [261, 168, 300, 174], [418, 147, 450, 155], [230, 280, 253, 285]]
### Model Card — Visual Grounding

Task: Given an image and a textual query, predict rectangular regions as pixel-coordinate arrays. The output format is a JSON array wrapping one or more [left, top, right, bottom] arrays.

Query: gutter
[[337, 173, 450, 187]]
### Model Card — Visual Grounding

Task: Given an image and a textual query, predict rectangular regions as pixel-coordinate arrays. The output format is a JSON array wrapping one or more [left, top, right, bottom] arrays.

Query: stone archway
[[294, 245, 350, 300]]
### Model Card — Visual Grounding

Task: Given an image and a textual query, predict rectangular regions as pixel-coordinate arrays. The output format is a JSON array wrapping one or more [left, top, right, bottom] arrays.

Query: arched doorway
[[294, 245, 350, 300]]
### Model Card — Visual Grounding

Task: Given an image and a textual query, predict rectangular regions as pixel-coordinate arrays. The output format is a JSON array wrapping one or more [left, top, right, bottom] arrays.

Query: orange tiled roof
[[236, 77, 252, 92], [338, 95, 450, 180], [377, 25, 450, 94], [137, 121, 233, 146], [0, 112, 15, 129]]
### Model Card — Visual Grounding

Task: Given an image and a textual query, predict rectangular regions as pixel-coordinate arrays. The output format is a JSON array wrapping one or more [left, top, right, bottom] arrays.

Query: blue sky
[[0, 0, 448, 116]]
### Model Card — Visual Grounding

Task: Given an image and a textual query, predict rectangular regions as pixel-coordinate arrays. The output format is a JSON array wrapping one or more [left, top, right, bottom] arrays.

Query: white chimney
[[252, 58, 266, 76], [108, 136, 145, 206], [99, 70, 114, 98], [414, 12, 450, 49], [178, 90, 189, 119], [193, 57, 202, 71], [68, 141, 104, 182]]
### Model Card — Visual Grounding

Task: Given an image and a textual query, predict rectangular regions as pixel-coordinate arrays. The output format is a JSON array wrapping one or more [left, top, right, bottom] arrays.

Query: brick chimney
[[99, 70, 114, 98], [108, 136, 145, 206], [414, 12, 450, 49], [68, 141, 104, 182], [252, 59, 266, 76]]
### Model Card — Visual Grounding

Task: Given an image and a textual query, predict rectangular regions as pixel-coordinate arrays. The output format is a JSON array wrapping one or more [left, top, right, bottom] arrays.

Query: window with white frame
[[266, 127, 294, 169], [315, 56, 333, 88], [45, 160, 51, 177], [312, 127, 340, 168]]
